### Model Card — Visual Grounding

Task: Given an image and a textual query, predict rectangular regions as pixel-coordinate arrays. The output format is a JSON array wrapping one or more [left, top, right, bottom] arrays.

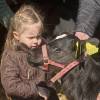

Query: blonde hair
[[5, 4, 44, 49]]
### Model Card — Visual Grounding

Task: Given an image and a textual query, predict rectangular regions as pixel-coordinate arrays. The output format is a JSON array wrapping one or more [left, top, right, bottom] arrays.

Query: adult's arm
[[75, 0, 100, 36]]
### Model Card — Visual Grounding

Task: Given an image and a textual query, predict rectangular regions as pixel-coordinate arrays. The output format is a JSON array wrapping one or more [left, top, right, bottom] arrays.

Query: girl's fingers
[[39, 92, 48, 100]]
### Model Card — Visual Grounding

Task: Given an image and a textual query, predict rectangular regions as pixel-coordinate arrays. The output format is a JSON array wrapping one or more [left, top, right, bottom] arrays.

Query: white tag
[[56, 34, 67, 39]]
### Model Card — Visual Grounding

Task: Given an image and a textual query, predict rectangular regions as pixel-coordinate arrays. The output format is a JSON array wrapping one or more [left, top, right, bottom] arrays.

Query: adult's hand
[[75, 32, 90, 40]]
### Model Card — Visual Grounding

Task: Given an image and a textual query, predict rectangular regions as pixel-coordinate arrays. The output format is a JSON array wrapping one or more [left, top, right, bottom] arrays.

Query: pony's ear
[[13, 31, 20, 40]]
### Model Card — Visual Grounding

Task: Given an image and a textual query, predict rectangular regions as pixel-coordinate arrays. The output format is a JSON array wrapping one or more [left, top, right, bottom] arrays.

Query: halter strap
[[42, 44, 80, 82]]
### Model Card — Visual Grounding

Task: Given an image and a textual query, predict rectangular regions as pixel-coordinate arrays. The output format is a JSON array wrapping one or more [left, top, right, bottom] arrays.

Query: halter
[[42, 44, 80, 83]]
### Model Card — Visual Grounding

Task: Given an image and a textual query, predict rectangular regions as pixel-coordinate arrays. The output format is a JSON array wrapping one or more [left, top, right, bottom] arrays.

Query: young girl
[[0, 4, 59, 100]]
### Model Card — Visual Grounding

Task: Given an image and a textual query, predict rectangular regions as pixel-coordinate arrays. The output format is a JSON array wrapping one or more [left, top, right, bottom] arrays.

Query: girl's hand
[[39, 92, 48, 100], [97, 93, 100, 100], [75, 32, 90, 40], [38, 86, 50, 100]]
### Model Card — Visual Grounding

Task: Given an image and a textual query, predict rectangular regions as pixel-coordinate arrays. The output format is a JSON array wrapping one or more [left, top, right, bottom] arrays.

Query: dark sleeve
[[0, 53, 38, 99], [75, 0, 100, 36], [0, 0, 13, 28]]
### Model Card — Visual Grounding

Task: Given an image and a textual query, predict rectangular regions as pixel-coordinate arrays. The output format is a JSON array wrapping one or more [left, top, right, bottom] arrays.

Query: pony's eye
[[54, 47, 61, 53]]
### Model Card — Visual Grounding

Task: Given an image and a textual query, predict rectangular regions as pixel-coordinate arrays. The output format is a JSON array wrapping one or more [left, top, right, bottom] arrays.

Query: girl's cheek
[[38, 39, 42, 45]]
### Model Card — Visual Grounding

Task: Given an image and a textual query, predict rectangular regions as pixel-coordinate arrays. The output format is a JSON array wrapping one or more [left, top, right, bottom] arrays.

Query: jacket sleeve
[[0, 53, 38, 99], [75, 0, 100, 36]]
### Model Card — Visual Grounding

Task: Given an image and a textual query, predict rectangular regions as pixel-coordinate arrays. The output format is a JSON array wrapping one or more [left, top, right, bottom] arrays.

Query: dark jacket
[[0, 44, 46, 100], [76, 0, 100, 36], [0, 0, 13, 28]]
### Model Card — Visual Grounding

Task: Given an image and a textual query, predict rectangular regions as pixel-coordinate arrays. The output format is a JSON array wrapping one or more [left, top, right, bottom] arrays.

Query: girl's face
[[14, 22, 42, 49]]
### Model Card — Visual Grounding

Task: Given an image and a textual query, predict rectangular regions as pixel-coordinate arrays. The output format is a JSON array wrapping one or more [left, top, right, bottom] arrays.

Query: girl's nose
[[33, 38, 38, 44]]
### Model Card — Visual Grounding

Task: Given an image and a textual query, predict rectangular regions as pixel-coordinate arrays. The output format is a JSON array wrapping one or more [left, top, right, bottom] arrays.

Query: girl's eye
[[27, 35, 41, 39], [28, 37, 33, 39]]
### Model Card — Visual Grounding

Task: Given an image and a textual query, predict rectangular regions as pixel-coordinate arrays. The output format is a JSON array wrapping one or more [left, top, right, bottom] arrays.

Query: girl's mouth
[[31, 45, 39, 49]]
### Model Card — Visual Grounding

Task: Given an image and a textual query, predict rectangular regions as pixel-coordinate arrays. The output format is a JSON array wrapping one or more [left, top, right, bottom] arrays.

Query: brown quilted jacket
[[0, 44, 46, 100]]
